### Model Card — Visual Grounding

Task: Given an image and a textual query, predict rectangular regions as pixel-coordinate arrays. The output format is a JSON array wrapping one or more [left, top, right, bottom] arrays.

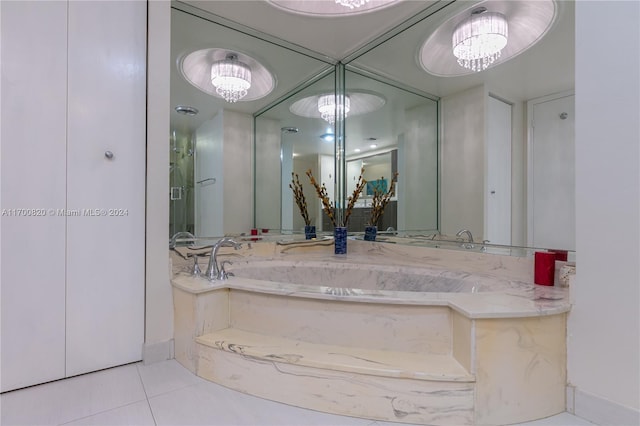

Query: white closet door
[[65, 1, 146, 376], [0, 1, 68, 392], [529, 94, 575, 250], [486, 96, 512, 245]]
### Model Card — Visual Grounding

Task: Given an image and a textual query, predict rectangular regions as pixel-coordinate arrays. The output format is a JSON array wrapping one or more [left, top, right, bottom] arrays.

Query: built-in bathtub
[[227, 259, 535, 294], [170, 240, 571, 425]]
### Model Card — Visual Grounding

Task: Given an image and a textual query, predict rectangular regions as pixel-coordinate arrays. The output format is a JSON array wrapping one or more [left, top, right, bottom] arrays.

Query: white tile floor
[[1, 360, 596, 426]]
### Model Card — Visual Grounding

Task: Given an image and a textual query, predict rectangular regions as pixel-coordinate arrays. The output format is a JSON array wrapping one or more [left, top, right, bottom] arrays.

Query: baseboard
[[142, 339, 174, 365], [570, 386, 639, 425]]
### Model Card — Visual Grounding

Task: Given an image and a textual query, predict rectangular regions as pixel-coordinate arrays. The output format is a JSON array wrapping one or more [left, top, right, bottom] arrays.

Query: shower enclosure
[[169, 130, 195, 237]]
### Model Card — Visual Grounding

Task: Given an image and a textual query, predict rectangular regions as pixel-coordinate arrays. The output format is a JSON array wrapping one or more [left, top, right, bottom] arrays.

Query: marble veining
[[227, 259, 538, 294], [170, 239, 571, 424], [196, 328, 474, 382], [172, 273, 569, 319], [197, 347, 476, 425]]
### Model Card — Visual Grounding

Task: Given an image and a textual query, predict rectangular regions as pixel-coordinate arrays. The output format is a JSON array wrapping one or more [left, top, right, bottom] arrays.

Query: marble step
[[196, 328, 475, 382]]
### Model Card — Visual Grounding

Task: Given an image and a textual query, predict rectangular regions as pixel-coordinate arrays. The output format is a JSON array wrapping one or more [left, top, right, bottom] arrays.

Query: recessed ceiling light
[[320, 133, 335, 143], [370, 144, 378, 149], [354, 148, 361, 153]]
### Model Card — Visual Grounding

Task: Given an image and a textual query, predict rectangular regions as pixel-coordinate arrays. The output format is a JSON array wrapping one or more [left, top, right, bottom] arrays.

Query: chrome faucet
[[456, 229, 474, 249], [205, 237, 242, 281], [169, 231, 195, 248]]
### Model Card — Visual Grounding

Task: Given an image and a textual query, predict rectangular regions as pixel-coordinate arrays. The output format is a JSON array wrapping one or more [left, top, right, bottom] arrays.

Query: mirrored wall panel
[[255, 71, 337, 234], [343, 69, 438, 234], [169, 3, 332, 238], [348, 0, 575, 251]]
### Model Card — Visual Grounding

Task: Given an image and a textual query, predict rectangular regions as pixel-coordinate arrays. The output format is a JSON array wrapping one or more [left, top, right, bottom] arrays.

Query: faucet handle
[[191, 255, 202, 276], [219, 260, 234, 280]]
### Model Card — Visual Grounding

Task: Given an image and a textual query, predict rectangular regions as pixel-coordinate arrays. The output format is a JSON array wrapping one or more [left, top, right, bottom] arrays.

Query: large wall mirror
[[345, 0, 575, 252], [344, 69, 438, 234], [170, 0, 575, 255], [169, 2, 332, 238], [254, 71, 337, 233]]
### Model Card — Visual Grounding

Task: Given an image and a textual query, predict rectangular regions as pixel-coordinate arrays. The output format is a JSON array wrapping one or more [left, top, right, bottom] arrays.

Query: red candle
[[550, 250, 568, 262], [250, 228, 258, 236], [534, 251, 556, 286]]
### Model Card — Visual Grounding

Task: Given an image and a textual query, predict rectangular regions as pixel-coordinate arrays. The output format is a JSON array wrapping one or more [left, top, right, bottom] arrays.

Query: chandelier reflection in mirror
[[180, 48, 274, 103], [318, 94, 351, 124], [335, 0, 369, 9], [267, 0, 398, 16], [290, 92, 385, 125], [452, 7, 508, 72], [210, 53, 252, 103]]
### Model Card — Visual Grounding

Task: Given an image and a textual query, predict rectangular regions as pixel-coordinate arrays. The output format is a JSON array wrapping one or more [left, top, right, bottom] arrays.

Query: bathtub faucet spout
[[205, 237, 242, 281], [456, 229, 475, 249]]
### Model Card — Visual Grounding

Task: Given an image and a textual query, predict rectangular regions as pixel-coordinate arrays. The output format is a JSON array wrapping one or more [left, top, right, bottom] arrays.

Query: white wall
[[292, 156, 318, 231], [319, 155, 334, 229], [570, 1, 640, 424], [362, 162, 391, 188], [255, 118, 281, 231], [403, 102, 438, 231], [440, 85, 485, 239], [346, 158, 363, 199], [193, 109, 254, 237], [145, 0, 173, 361], [510, 101, 526, 246], [281, 136, 294, 231], [195, 113, 224, 237], [222, 110, 253, 234]]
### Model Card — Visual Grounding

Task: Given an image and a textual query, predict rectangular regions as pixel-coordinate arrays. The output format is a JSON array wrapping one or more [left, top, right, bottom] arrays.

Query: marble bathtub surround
[[558, 264, 576, 287], [170, 239, 571, 424]]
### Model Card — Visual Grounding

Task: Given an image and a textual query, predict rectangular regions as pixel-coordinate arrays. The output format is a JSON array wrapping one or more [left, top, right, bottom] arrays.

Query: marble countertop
[[171, 272, 569, 320], [170, 239, 571, 319]]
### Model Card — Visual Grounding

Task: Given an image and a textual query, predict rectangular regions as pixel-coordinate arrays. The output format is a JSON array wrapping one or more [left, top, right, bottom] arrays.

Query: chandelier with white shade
[[335, 0, 369, 9], [318, 94, 351, 124], [452, 7, 508, 72], [210, 53, 252, 103]]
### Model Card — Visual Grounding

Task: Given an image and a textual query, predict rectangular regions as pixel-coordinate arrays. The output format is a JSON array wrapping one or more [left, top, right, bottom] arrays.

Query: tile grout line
[[135, 364, 159, 426], [57, 400, 150, 426], [137, 361, 210, 400]]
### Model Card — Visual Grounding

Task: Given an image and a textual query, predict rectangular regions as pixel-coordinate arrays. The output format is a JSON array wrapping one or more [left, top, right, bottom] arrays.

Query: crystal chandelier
[[210, 53, 252, 103], [318, 94, 351, 124], [335, 0, 369, 9], [452, 8, 508, 72]]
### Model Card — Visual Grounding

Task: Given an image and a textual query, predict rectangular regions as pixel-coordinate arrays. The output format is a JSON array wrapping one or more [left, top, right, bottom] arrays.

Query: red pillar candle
[[534, 251, 556, 286], [549, 249, 568, 261]]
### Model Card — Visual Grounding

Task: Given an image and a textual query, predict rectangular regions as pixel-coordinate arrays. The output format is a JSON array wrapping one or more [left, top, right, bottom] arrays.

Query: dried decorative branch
[[289, 172, 311, 226], [369, 172, 399, 226], [344, 167, 367, 227], [306, 169, 337, 227]]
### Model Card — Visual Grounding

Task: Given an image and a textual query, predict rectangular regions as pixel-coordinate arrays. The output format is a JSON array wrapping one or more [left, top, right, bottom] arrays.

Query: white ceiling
[[183, 0, 438, 60], [171, 0, 575, 153]]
